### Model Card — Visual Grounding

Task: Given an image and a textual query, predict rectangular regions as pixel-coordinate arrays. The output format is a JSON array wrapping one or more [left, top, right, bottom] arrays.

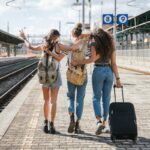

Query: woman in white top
[[20, 29, 79, 134], [67, 23, 91, 134]]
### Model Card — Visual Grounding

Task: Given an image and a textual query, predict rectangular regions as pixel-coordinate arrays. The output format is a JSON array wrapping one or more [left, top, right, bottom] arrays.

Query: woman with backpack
[[20, 29, 80, 134], [66, 23, 91, 134], [71, 28, 122, 135]]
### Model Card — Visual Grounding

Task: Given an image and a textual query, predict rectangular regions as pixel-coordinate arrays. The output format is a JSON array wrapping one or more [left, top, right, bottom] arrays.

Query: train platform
[[117, 57, 150, 75], [0, 60, 150, 150]]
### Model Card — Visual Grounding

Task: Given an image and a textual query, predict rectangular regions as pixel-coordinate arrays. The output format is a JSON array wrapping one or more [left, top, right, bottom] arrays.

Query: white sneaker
[[95, 121, 105, 135]]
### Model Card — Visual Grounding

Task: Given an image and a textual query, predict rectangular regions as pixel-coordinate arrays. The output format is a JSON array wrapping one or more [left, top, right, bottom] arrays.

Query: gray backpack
[[37, 52, 58, 85]]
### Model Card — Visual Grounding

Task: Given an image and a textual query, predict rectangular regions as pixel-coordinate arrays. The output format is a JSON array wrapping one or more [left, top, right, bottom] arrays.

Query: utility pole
[[88, 0, 91, 29], [75, 0, 85, 29], [59, 21, 61, 34], [78, 9, 81, 22], [113, 0, 117, 43], [7, 21, 9, 33], [82, 0, 85, 29], [101, 1, 103, 28]]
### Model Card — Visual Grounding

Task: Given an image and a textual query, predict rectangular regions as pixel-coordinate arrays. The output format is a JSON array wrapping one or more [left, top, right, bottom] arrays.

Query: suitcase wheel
[[132, 136, 137, 143], [111, 135, 116, 143]]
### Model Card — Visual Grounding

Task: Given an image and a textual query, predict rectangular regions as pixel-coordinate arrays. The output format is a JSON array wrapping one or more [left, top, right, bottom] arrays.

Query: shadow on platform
[[54, 131, 150, 149]]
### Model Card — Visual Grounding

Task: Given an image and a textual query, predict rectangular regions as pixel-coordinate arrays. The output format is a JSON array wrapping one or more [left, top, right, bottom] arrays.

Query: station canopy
[[0, 29, 24, 45], [107, 10, 150, 34]]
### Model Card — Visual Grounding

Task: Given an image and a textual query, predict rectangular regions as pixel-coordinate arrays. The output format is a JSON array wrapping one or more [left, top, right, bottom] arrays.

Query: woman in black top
[[71, 28, 122, 135]]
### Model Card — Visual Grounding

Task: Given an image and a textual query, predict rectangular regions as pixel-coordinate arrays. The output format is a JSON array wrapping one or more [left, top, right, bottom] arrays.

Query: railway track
[[0, 58, 38, 77], [0, 57, 30, 67], [0, 58, 39, 112]]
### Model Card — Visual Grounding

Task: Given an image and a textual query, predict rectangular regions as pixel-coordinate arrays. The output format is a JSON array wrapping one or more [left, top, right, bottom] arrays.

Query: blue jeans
[[67, 75, 87, 120], [92, 66, 114, 121]]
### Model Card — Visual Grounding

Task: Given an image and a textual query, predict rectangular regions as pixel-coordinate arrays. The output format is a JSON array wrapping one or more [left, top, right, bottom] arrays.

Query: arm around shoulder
[[71, 46, 99, 66]]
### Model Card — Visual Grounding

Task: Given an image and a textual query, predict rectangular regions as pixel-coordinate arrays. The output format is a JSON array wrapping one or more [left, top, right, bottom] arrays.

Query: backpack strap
[[45, 53, 49, 82], [52, 42, 60, 72]]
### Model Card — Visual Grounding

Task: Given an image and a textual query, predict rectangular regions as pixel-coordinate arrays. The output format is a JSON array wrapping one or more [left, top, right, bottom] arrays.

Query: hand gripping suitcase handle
[[113, 85, 125, 102]]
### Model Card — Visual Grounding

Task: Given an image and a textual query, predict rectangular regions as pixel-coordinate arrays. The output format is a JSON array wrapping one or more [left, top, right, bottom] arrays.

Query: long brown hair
[[45, 29, 60, 51], [92, 28, 115, 61]]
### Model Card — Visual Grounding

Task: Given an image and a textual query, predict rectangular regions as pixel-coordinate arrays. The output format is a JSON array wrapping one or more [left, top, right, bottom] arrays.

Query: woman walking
[[20, 29, 77, 134], [67, 23, 90, 134], [71, 28, 122, 135]]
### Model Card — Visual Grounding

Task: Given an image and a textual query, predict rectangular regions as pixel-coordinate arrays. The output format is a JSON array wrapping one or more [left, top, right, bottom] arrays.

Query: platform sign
[[103, 14, 113, 25], [117, 14, 128, 25]]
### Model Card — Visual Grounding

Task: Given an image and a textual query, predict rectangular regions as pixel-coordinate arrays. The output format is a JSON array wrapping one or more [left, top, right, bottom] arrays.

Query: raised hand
[[115, 79, 122, 88], [19, 29, 27, 40], [19, 29, 31, 48]]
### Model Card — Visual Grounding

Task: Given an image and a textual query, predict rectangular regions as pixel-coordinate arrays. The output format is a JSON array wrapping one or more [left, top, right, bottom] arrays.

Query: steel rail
[[0, 67, 37, 100], [0, 61, 38, 81], [0, 58, 36, 69]]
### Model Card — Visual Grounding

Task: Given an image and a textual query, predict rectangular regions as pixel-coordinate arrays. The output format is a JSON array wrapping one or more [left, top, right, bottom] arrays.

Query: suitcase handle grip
[[113, 85, 125, 102]]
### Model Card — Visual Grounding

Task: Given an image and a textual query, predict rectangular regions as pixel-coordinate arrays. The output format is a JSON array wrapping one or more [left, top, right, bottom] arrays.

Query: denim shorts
[[42, 71, 62, 89]]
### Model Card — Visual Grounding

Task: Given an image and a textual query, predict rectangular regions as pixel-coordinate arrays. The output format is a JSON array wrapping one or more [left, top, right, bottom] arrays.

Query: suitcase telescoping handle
[[113, 85, 125, 102]]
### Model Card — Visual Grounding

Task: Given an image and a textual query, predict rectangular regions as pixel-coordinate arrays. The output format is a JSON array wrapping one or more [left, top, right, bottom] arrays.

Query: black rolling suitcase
[[109, 85, 137, 142]]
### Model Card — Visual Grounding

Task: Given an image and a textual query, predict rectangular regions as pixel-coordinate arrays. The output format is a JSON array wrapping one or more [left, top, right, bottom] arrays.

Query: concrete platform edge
[[118, 65, 150, 75], [0, 75, 38, 139]]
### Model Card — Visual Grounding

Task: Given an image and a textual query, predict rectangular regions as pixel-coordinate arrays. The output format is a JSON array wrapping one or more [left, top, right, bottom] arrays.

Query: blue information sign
[[117, 14, 128, 25], [103, 14, 113, 25]]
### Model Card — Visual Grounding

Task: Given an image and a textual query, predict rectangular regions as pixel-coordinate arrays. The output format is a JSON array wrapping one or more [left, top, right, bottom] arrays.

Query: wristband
[[116, 77, 120, 80]]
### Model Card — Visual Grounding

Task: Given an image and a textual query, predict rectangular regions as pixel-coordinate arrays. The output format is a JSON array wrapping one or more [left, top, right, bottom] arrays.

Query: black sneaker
[[49, 122, 56, 134], [95, 121, 105, 135], [43, 120, 49, 133], [68, 114, 75, 133], [74, 122, 83, 134]]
